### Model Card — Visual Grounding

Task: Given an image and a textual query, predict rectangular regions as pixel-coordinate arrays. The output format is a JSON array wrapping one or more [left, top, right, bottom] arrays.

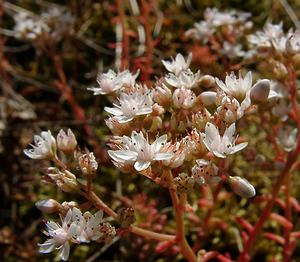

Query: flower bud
[[78, 152, 98, 175], [152, 103, 165, 116], [98, 223, 116, 244], [153, 83, 172, 107], [173, 87, 196, 109], [105, 117, 131, 136], [199, 91, 217, 107], [229, 176, 256, 198], [273, 61, 288, 80], [250, 79, 270, 103], [48, 169, 78, 192], [150, 116, 163, 133], [192, 159, 220, 185], [118, 207, 136, 228], [56, 129, 77, 154], [174, 173, 195, 193], [199, 75, 215, 88], [35, 199, 61, 213]]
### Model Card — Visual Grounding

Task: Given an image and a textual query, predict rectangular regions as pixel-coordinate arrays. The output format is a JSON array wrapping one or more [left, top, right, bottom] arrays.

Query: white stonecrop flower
[[165, 69, 201, 89], [172, 87, 196, 109], [185, 8, 250, 43], [89, 69, 140, 95], [56, 129, 77, 153], [13, 11, 49, 40], [220, 42, 245, 58], [39, 209, 77, 261], [185, 20, 215, 43], [162, 53, 192, 76], [192, 159, 220, 185], [24, 130, 56, 159], [105, 91, 153, 123], [108, 131, 174, 171], [276, 127, 298, 152], [215, 71, 252, 101], [248, 22, 284, 49], [201, 122, 248, 158], [71, 207, 103, 243]]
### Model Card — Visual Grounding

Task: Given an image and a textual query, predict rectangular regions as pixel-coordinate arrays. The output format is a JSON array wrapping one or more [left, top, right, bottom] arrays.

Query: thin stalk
[[85, 190, 176, 242], [164, 170, 197, 262]]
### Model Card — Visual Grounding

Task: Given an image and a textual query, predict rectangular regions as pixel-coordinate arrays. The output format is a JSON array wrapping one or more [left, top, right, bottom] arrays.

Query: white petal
[[154, 152, 174, 160], [223, 123, 236, 141], [215, 78, 230, 94], [152, 135, 168, 152], [134, 161, 151, 171], [104, 107, 123, 116], [244, 71, 253, 92], [136, 107, 153, 115], [212, 150, 226, 158], [108, 150, 138, 162], [60, 243, 70, 261], [231, 142, 248, 154], [39, 239, 56, 253], [116, 115, 134, 123], [45, 221, 60, 231], [205, 122, 220, 143]]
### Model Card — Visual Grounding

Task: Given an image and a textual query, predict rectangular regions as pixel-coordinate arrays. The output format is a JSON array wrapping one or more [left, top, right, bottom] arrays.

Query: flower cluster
[[11, 4, 74, 43], [185, 7, 252, 60], [39, 207, 115, 261], [94, 53, 271, 195]]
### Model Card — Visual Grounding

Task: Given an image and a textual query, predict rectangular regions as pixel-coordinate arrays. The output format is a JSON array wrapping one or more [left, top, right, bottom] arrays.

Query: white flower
[[162, 141, 186, 168], [108, 131, 173, 171], [276, 126, 298, 152], [24, 130, 56, 159], [165, 69, 201, 89], [104, 91, 153, 123], [220, 42, 245, 58], [204, 8, 250, 27], [39, 209, 77, 261], [286, 30, 300, 54], [248, 22, 284, 49], [57, 129, 77, 153], [192, 159, 220, 185], [216, 93, 250, 124], [172, 87, 196, 109], [162, 53, 192, 76], [215, 71, 252, 101], [89, 69, 139, 95], [201, 122, 248, 158], [78, 152, 98, 175], [13, 11, 49, 40], [153, 83, 172, 106], [71, 207, 103, 243], [185, 21, 214, 43]]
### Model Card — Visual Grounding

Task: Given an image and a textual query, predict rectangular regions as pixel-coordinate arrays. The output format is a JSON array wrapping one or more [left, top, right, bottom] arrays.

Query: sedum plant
[[2, 1, 299, 261]]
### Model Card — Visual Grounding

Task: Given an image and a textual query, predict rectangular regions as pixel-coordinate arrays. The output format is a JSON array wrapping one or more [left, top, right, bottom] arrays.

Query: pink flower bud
[[78, 152, 98, 175], [56, 129, 77, 154], [229, 176, 256, 198], [250, 79, 270, 103], [199, 91, 217, 107], [199, 75, 215, 88], [118, 207, 136, 228], [35, 199, 61, 213]]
